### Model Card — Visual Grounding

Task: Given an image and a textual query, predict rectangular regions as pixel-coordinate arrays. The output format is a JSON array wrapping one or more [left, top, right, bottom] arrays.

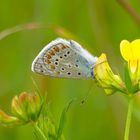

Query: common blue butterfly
[[31, 38, 98, 79]]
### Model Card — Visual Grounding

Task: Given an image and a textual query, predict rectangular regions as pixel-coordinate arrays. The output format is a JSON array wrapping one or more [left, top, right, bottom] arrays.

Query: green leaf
[[56, 99, 74, 140]]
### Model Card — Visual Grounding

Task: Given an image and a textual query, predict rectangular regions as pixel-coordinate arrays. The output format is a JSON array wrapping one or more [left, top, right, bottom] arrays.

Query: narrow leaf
[[56, 99, 74, 140]]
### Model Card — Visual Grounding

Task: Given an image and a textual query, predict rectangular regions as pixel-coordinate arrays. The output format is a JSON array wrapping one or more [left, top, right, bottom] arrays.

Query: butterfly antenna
[[80, 82, 94, 105]]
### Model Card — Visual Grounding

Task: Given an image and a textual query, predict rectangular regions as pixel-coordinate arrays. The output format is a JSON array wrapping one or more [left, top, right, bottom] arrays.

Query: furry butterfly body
[[31, 38, 98, 79]]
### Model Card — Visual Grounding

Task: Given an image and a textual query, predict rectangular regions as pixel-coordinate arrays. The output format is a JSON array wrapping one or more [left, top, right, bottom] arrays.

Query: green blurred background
[[0, 0, 140, 139]]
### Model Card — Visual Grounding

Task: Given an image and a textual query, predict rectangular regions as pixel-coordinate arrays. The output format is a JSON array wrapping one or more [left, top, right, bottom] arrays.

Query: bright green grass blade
[[56, 99, 74, 140]]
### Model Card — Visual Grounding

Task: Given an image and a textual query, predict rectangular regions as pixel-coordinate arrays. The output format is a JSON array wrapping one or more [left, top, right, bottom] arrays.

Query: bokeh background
[[0, 0, 140, 140]]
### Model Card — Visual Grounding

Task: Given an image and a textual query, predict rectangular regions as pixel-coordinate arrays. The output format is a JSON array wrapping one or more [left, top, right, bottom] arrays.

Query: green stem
[[124, 96, 133, 140], [34, 123, 48, 140]]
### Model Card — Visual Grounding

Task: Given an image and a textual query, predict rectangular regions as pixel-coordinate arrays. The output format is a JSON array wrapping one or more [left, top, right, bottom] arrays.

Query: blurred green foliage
[[0, 0, 140, 139]]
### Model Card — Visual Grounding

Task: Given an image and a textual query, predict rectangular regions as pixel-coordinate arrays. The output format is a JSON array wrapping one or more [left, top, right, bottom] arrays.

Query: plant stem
[[34, 123, 48, 140], [116, 0, 140, 27], [124, 96, 133, 140]]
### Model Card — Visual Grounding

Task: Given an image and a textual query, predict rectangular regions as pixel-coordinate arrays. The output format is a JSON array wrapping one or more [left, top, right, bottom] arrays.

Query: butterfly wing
[[31, 38, 98, 79]]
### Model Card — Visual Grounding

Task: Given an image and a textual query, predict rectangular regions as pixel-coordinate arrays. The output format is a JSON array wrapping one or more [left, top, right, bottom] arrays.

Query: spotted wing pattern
[[31, 38, 98, 79]]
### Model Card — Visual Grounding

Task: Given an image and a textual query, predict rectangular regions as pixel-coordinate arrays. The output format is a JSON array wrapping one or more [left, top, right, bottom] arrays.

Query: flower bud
[[11, 92, 42, 122], [0, 109, 21, 126]]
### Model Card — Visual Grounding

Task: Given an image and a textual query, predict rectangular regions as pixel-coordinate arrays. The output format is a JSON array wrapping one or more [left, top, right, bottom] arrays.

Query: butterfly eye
[[64, 54, 67, 57], [56, 59, 59, 61], [60, 56, 63, 59]]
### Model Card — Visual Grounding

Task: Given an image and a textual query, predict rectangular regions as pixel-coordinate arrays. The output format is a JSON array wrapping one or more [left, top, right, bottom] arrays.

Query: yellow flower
[[120, 39, 140, 80], [94, 53, 125, 94]]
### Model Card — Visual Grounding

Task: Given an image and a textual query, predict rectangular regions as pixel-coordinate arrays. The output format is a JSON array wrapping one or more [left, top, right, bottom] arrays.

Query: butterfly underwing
[[31, 38, 98, 79]]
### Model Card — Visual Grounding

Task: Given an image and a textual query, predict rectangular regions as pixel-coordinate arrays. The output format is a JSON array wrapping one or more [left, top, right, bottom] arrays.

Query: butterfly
[[31, 38, 98, 79]]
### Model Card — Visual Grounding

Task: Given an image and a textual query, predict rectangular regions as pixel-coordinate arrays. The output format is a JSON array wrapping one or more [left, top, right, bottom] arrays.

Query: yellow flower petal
[[120, 40, 133, 61], [94, 53, 125, 94], [129, 60, 138, 74], [120, 39, 140, 77], [131, 39, 140, 59]]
